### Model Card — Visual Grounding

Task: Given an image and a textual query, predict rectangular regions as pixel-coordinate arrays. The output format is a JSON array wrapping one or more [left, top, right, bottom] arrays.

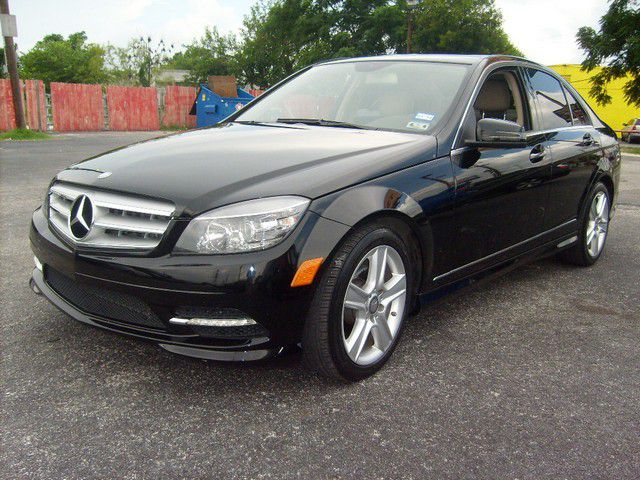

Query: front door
[[445, 68, 551, 278]]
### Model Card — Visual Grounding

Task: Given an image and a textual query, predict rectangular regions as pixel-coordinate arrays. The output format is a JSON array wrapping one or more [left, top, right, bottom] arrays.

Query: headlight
[[174, 196, 310, 254]]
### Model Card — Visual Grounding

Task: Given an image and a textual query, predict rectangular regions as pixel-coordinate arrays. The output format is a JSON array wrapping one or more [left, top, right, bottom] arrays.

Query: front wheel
[[559, 182, 610, 266], [302, 223, 414, 381]]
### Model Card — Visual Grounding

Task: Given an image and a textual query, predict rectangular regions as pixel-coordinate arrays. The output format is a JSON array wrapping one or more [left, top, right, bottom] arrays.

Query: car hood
[[56, 123, 437, 217]]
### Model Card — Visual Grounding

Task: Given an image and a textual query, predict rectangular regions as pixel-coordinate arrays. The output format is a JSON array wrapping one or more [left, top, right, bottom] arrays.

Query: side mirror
[[476, 118, 525, 143]]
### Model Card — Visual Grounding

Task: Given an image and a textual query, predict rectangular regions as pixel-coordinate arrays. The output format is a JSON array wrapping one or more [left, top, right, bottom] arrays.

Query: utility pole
[[0, 0, 25, 129], [406, 0, 420, 54]]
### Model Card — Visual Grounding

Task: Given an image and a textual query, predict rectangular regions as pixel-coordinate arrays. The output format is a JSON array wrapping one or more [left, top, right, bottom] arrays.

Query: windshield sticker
[[415, 112, 435, 121], [406, 121, 431, 131]]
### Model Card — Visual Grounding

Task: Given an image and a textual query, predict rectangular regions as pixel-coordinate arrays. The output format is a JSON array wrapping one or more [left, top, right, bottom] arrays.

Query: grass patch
[[160, 125, 190, 131], [621, 145, 640, 155], [0, 128, 51, 141]]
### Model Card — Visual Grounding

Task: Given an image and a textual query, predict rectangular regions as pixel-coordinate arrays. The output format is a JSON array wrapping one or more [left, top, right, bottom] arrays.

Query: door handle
[[529, 144, 546, 163]]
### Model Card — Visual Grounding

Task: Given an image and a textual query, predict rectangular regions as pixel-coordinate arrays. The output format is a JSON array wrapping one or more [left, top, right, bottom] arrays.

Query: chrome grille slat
[[49, 195, 71, 217], [93, 212, 169, 235], [48, 182, 175, 251]]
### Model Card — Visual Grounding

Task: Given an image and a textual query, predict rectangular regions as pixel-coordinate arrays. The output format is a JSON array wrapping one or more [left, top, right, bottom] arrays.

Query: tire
[[621, 134, 629, 143], [302, 222, 415, 382], [559, 182, 610, 266]]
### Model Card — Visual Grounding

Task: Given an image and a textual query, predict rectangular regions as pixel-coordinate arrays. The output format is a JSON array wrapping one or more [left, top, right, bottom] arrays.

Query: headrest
[[474, 79, 511, 112]]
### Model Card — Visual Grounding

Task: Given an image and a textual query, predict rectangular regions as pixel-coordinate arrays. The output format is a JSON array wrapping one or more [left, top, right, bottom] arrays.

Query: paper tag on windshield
[[406, 121, 431, 130], [415, 112, 435, 121]]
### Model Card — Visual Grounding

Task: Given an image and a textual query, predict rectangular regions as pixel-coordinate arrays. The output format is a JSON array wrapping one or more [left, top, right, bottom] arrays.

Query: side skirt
[[416, 231, 578, 310]]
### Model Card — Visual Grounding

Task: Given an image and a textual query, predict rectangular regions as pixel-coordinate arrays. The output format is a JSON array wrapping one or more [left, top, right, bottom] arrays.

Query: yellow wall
[[549, 64, 639, 134]]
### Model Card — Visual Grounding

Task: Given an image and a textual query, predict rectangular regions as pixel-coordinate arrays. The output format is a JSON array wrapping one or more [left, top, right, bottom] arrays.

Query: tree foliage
[[236, 0, 519, 87], [105, 37, 173, 87], [238, 0, 406, 87], [410, 0, 521, 55], [577, 0, 640, 107], [169, 27, 239, 84], [19, 32, 108, 85]]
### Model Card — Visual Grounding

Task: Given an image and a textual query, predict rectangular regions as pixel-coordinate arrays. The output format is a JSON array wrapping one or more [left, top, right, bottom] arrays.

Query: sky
[[12, 0, 609, 66]]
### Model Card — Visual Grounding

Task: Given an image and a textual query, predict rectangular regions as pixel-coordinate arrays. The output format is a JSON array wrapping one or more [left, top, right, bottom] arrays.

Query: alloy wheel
[[586, 191, 609, 258], [341, 245, 407, 366]]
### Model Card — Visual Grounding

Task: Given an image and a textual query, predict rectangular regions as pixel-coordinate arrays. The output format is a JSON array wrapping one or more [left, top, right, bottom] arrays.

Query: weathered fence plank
[[107, 86, 159, 131], [162, 85, 196, 128], [51, 82, 103, 131], [0, 79, 17, 131], [24, 80, 47, 131]]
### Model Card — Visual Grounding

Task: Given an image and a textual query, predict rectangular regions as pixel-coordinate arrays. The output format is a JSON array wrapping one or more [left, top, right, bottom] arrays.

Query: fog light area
[[169, 317, 257, 327]]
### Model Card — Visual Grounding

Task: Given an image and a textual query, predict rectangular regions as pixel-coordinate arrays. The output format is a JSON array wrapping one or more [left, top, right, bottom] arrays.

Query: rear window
[[563, 86, 590, 126]]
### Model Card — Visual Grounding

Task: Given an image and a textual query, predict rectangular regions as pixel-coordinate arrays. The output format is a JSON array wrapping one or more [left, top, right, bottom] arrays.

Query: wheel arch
[[310, 185, 434, 295], [598, 173, 615, 201]]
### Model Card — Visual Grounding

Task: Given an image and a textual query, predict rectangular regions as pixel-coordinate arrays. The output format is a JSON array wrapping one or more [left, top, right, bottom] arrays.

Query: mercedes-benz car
[[30, 54, 621, 381]]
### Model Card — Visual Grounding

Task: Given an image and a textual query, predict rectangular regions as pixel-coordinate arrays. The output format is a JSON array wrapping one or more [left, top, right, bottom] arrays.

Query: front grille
[[45, 267, 165, 330], [48, 182, 175, 250]]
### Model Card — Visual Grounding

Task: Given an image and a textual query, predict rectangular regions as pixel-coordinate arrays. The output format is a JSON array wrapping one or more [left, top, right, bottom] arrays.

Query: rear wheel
[[302, 223, 414, 381], [559, 182, 610, 266]]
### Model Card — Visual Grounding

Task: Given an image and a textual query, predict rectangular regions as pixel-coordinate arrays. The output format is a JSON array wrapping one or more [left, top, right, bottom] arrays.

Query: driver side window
[[459, 69, 530, 144]]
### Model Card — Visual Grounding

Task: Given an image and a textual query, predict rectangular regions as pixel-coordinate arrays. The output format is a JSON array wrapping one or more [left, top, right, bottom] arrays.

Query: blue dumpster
[[189, 84, 254, 127]]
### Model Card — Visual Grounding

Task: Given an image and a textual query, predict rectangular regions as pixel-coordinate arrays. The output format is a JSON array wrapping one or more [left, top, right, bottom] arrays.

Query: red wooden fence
[[162, 86, 196, 128], [51, 82, 103, 131], [107, 86, 159, 131], [0, 80, 262, 132], [0, 79, 17, 131], [24, 80, 47, 131]]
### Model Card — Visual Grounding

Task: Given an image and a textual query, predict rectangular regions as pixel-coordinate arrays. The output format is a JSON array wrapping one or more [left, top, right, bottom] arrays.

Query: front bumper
[[29, 206, 350, 360]]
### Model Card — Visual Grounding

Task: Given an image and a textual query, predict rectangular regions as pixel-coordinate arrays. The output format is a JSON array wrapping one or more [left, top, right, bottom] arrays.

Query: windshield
[[235, 60, 471, 134]]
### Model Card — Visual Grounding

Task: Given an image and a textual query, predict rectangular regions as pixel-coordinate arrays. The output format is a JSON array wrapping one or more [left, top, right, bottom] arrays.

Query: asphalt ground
[[1, 132, 639, 479]]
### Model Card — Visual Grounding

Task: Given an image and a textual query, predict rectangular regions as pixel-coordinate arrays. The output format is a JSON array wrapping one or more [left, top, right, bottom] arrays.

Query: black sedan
[[30, 54, 621, 381]]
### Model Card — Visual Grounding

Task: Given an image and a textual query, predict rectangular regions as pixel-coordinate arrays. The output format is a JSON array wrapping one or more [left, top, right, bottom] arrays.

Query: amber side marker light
[[291, 257, 324, 287]]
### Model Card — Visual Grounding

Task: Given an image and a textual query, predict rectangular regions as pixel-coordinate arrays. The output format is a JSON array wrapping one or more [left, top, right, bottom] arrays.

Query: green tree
[[169, 27, 239, 84], [105, 37, 173, 86], [237, 0, 520, 87], [410, 0, 521, 55], [238, 0, 406, 87], [19, 32, 108, 85], [238, 0, 330, 87], [577, 0, 640, 107]]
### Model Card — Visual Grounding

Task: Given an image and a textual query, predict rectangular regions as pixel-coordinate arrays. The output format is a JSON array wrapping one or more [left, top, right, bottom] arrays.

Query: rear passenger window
[[526, 69, 572, 130], [563, 87, 590, 126]]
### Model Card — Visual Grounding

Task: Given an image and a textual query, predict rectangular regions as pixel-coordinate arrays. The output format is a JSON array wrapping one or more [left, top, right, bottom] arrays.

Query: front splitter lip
[[30, 267, 281, 362]]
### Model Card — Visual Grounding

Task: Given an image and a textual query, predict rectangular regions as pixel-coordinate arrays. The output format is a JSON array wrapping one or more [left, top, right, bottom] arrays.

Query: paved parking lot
[[1, 132, 639, 479]]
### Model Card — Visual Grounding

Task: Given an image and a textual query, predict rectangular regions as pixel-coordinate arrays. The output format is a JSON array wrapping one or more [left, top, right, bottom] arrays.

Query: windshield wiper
[[276, 118, 372, 130]]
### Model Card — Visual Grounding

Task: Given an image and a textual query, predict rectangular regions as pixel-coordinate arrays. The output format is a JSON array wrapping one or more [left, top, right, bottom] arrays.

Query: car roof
[[321, 53, 542, 67]]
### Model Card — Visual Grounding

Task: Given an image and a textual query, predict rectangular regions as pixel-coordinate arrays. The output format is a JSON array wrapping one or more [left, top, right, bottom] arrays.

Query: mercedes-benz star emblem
[[68, 195, 94, 240]]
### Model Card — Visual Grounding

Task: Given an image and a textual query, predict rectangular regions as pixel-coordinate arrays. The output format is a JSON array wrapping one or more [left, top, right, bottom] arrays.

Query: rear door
[[524, 68, 603, 232]]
